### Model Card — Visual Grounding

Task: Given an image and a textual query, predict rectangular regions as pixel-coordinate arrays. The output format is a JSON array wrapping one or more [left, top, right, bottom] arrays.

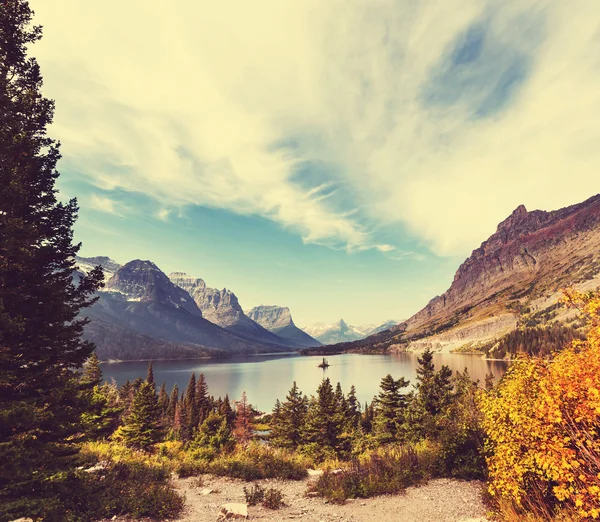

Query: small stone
[[218, 502, 248, 520], [200, 487, 213, 495]]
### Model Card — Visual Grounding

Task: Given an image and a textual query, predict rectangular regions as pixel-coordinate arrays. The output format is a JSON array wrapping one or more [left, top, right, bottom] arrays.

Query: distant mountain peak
[[246, 305, 320, 347], [75, 255, 122, 283], [106, 261, 202, 316], [169, 272, 244, 327]]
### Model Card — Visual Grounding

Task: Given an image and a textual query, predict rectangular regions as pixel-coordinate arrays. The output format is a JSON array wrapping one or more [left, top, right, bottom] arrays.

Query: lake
[[101, 353, 508, 412]]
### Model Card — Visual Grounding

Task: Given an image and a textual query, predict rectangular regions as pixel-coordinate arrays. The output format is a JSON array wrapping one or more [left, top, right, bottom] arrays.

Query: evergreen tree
[[81, 381, 123, 440], [173, 400, 184, 439], [195, 373, 211, 425], [345, 385, 361, 430], [405, 348, 454, 441], [146, 361, 155, 389], [302, 378, 345, 457], [81, 352, 102, 388], [132, 377, 143, 394], [219, 394, 235, 427], [158, 382, 169, 420], [361, 400, 376, 433], [233, 391, 253, 444], [334, 382, 347, 413], [115, 380, 162, 450], [271, 382, 308, 449], [189, 411, 234, 451], [166, 383, 179, 423], [182, 373, 197, 440], [373, 374, 409, 441], [0, 2, 103, 517]]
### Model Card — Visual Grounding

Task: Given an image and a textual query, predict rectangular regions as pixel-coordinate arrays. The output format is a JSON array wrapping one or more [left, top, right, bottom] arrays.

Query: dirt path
[[173, 475, 490, 521]]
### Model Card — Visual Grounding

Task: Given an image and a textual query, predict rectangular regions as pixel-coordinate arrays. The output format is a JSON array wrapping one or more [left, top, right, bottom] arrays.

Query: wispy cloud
[[33, 0, 600, 257], [89, 194, 121, 216]]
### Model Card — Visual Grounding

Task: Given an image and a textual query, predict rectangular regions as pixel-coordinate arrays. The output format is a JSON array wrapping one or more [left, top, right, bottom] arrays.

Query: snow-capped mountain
[[106, 261, 201, 317], [75, 255, 121, 282], [245, 305, 321, 348], [81, 260, 293, 360], [303, 319, 398, 345]]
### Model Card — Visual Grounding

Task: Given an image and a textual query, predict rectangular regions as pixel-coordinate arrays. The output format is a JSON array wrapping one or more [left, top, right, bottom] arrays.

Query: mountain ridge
[[246, 305, 321, 348], [304, 194, 600, 357]]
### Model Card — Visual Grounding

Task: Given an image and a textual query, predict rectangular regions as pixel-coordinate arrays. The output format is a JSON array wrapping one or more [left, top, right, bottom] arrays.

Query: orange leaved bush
[[479, 289, 600, 520]]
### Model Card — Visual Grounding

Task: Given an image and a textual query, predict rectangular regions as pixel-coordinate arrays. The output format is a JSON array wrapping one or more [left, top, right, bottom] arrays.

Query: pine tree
[[81, 381, 123, 440], [195, 373, 211, 425], [302, 378, 345, 457], [219, 394, 235, 427], [334, 382, 347, 413], [271, 382, 308, 449], [146, 361, 155, 389], [0, 2, 103, 517], [233, 391, 253, 445], [373, 374, 409, 441], [115, 380, 162, 450], [81, 352, 103, 388], [190, 411, 234, 451], [166, 383, 179, 424], [405, 348, 454, 441], [158, 382, 169, 420], [346, 385, 361, 430], [182, 373, 197, 440]]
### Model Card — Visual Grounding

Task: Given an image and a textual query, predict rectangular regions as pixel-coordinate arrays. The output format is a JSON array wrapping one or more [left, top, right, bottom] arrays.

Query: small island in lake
[[318, 357, 330, 368]]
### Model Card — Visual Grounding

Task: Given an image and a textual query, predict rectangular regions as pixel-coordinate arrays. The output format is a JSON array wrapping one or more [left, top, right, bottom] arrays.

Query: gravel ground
[[172, 474, 490, 522]]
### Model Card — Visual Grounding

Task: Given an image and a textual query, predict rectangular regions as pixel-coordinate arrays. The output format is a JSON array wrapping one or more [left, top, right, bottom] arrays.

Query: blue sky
[[31, 0, 600, 326]]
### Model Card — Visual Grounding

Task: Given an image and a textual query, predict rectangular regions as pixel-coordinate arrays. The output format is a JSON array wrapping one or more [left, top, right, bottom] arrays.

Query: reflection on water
[[101, 353, 508, 412]]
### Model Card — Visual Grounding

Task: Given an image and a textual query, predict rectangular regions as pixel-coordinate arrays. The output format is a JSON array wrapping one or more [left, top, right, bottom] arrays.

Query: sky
[[29, 0, 600, 327]]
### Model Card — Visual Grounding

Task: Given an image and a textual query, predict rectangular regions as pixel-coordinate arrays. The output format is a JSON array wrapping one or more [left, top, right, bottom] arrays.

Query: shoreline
[[99, 351, 299, 364]]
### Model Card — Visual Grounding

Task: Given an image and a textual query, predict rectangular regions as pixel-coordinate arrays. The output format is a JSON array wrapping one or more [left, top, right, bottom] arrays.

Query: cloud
[[89, 194, 121, 216], [156, 208, 171, 222], [32, 0, 600, 257]]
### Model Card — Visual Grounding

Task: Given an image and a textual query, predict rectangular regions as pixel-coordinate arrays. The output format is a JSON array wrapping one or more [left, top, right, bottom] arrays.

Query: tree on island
[[0, 0, 103, 517]]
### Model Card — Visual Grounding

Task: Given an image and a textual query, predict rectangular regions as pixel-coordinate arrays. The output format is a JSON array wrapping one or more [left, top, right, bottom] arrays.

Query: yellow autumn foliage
[[479, 290, 600, 520]]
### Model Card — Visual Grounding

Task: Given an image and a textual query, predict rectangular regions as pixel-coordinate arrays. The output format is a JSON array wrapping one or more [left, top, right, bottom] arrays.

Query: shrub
[[263, 487, 285, 509], [243, 483, 265, 505], [308, 444, 434, 502], [207, 443, 309, 481], [480, 290, 600, 520]]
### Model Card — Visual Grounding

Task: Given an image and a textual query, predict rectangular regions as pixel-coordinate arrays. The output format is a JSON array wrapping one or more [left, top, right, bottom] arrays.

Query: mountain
[[168, 272, 300, 347], [306, 195, 600, 357], [75, 255, 122, 282], [245, 305, 321, 348], [81, 260, 289, 360], [303, 319, 399, 344], [304, 319, 367, 344]]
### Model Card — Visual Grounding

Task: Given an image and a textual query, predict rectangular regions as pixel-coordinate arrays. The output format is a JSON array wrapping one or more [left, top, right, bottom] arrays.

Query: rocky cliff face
[[168, 273, 305, 347], [168, 273, 242, 326], [314, 194, 600, 355], [246, 305, 321, 347], [106, 261, 202, 317], [403, 194, 600, 337]]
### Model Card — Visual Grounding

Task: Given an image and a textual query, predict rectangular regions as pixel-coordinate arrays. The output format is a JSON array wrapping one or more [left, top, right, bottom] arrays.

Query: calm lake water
[[101, 353, 508, 412]]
